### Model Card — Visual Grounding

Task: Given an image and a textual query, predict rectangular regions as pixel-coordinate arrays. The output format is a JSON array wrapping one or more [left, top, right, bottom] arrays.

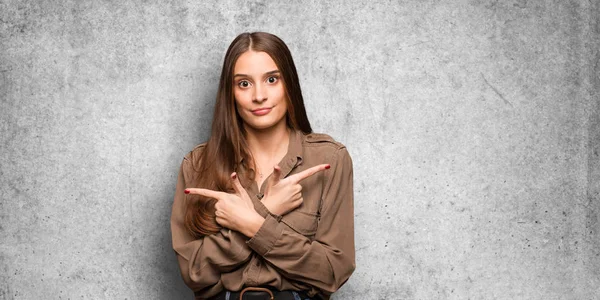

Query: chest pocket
[[281, 210, 319, 239]]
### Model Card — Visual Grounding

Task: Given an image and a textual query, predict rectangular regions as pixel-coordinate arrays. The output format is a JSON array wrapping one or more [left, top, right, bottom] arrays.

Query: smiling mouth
[[251, 107, 272, 116]]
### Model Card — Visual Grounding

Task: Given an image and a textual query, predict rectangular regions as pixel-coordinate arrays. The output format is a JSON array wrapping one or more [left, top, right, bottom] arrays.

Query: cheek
[[280, 97, 288, 112], [234, 90, 248, 107], [277, 85, 286, 99], [273, 86, 287, 105]]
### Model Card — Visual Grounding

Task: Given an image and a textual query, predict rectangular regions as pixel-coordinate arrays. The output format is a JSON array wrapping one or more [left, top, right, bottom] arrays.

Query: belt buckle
[[239, 287, 274, 300]]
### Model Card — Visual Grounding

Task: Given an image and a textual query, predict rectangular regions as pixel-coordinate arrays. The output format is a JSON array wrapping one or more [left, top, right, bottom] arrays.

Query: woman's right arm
[[170, 157, 252, 292]]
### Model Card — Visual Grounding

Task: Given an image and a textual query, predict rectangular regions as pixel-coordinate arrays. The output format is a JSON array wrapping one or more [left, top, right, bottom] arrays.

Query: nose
[[252, 82, 267, 103]]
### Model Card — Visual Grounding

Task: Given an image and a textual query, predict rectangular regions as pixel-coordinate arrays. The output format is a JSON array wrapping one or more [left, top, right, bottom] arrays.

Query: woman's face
[[233, 50, 288, 132]]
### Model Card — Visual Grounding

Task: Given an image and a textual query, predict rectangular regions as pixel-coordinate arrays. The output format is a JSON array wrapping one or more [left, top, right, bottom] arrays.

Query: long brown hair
[[184, 32, 313, 237]]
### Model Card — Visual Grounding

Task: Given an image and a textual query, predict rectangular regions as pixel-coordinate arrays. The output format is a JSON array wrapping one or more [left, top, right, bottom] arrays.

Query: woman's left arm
[[246, 147, 355, 295]]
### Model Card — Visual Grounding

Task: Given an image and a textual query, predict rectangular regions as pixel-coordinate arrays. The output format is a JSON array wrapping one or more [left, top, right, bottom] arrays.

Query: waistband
[[206, 286, 312, 300]]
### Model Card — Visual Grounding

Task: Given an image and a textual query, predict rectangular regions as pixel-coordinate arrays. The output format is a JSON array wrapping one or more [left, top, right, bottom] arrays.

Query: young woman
[[170, 32, 355, 300]]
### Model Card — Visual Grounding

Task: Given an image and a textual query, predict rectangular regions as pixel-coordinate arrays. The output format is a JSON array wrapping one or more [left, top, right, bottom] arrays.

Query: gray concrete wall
[[1, 0, 598, 299]]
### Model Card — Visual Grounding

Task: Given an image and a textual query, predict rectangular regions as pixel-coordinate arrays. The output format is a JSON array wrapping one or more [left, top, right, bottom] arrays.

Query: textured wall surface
[[1, 0, 599, 299]]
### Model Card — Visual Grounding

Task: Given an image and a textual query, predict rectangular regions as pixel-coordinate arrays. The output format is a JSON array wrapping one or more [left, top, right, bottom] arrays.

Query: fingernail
[[325, 164, 331, 169], [184, 189, 190, 194], [232, 173, 237, 180]]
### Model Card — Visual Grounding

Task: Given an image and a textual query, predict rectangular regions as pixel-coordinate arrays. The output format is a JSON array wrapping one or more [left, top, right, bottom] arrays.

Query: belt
[[209, 286, 312, 300]]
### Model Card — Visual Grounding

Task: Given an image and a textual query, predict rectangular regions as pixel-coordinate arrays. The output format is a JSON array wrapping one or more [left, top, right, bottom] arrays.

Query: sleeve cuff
[[246, 214, 284, 256], [252, 196, 283, 221], [252, 198, 271, 218]]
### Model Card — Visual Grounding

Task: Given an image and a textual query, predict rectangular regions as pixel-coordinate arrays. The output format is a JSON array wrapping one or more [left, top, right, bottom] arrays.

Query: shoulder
[[301, 132, 351, 166], [302, 132, 346, 151], [180, 143, 208, 182]]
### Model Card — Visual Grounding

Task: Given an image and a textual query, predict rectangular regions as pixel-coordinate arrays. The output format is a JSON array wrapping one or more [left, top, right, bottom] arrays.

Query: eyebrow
[[233, 70, 280, 78]]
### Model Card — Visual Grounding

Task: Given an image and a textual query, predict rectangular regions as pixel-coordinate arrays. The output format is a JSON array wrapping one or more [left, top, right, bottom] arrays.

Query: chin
[[241, 112, 287, 131], [244, 118, 286, 131], [247, 122, 278, 131]]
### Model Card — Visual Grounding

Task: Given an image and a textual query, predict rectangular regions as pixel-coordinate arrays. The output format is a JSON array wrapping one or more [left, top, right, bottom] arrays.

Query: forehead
[[234, 51, 278, 75]]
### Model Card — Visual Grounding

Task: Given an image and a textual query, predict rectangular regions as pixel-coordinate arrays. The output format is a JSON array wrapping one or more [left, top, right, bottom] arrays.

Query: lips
[[251, 107, 272, 116]]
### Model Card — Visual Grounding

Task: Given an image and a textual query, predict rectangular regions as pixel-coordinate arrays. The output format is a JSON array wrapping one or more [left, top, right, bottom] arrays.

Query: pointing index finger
[[230, 172, 245, 195], [184, 188, 224, 200], [286, 164, 330, 183]]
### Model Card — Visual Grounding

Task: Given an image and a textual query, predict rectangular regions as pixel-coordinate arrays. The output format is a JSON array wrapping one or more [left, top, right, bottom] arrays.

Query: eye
[[238, 80, 251, 88], [267, 76, 279, 84]]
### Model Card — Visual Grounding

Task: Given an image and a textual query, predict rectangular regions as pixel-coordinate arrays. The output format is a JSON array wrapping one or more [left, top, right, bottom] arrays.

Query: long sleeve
[[246, 147, 355, 296], [170, 156, 252, 294]]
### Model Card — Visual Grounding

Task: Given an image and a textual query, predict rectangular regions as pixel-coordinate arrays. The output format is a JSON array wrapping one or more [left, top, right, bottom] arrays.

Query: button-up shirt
[[170, 130, 355, 299]]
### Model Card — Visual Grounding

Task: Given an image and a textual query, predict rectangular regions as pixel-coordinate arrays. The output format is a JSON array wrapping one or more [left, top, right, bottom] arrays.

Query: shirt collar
[[278, 129, 304, 177]]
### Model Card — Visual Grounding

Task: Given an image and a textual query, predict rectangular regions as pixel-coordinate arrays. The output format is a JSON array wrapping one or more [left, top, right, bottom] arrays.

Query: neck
[[244, 121, 290, 160]]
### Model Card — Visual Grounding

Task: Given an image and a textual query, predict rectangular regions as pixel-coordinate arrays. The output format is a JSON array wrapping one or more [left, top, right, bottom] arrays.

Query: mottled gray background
[[1, 0, 599, 299]]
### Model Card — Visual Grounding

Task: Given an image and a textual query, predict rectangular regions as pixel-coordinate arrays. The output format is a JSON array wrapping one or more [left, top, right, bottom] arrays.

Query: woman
[[170, 32, 355, 300]]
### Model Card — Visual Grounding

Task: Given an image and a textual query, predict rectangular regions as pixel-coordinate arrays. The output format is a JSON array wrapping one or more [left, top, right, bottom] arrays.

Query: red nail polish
[[325, 164, 331, 169], [232, 173, 237, 180], [184, 189, 190, 194]]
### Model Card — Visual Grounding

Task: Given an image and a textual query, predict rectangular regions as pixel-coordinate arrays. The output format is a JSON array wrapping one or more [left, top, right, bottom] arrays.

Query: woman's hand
[[262, 164, 330, 216], [185, 173, 265, 237]]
